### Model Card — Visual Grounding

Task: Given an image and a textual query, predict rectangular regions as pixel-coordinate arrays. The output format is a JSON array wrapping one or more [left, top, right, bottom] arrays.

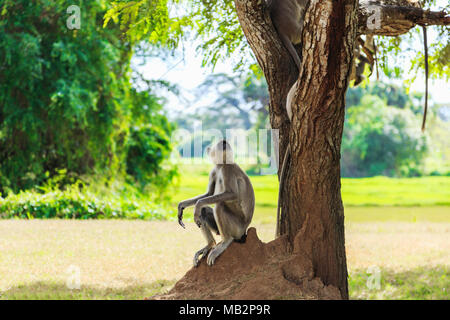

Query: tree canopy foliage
[[105, 0, 449, 79], [0, 0, 176, 195]]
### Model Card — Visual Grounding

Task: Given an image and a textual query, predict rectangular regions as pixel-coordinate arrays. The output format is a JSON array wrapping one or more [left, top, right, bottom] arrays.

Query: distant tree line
[[174, 76, 449, 177]]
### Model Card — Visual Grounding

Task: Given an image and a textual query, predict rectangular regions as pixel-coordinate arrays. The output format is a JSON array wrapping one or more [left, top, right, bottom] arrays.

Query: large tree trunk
[[235, 0, 359, 299], [284, 0, 357, 299]]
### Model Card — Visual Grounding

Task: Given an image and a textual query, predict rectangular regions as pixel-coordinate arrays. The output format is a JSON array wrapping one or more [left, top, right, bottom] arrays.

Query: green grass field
[[0, 172, 449, 300], [172, 170, 450, 224], [0, 220, 448, 300]]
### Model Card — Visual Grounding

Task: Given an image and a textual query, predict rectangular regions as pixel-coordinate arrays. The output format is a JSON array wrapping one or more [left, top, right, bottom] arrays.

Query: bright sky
[[132, 41, 237, 118], [132, 1, 449, 119]]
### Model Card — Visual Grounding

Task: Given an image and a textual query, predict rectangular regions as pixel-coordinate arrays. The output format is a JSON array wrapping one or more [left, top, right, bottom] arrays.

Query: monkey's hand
[[177, 203, 185, 229], [193, 204, 202, 228]]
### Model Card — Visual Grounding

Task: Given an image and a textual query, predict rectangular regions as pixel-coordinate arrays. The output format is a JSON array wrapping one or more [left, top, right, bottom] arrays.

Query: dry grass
[[0, 219, 448, 299], [345, 222, 449, 271]]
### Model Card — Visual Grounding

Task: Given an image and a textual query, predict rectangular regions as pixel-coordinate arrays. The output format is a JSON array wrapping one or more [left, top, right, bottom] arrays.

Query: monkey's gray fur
[[177, 140, 255, 267], [267, 0, 309, 70], [350, 35, 376, 86]]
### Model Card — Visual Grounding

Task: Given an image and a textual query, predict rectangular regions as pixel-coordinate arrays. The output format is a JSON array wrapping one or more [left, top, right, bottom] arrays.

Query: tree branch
[[358, 2, 450, 36]]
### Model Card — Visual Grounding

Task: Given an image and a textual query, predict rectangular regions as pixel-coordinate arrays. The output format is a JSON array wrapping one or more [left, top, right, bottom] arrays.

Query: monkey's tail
[[276, 145, 291, 238], [374, 38, 379, 81], [421, 25, 428, 132]]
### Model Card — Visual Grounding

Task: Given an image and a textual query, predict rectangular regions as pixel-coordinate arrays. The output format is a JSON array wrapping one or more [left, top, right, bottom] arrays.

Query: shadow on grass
[[0, 279, 176, 300], [349, 265, 449, 300], [2, 266, 448, 300]]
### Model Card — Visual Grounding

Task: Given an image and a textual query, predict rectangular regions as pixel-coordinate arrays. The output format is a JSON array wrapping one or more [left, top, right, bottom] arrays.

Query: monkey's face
[[207, 140, 234, 165]]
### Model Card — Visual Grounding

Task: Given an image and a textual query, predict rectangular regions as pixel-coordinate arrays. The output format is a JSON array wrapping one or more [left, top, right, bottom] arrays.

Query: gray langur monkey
[[267, 0, 309, 70], [350, 28, 428, 131], [268, 0, 308, 237], [177, 140, 255, 267], [350, 35, 376, 86]]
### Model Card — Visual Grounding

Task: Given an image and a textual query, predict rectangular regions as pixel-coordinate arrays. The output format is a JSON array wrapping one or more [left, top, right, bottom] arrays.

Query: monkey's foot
[[207, 238, 233, 266], [193, 246, 212, 267]]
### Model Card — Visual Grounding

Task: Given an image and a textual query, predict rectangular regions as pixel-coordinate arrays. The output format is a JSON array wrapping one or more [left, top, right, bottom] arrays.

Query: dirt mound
[[152, 228, 341, 300]]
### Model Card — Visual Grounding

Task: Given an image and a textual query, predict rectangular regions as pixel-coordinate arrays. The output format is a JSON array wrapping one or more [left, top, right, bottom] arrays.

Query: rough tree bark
[[234, 0, 449, 299], [358, 0, 449, 36]]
